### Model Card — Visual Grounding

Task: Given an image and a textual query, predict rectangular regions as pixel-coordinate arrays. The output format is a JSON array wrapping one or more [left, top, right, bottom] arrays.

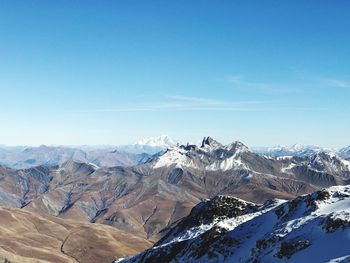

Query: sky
[[0, 1, 349, 148]]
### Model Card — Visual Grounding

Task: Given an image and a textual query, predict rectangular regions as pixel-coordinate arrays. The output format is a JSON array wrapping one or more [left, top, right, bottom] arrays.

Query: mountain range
[[1, 137, 350, 235], [0, 136, 350, 262], [0, 135, 176, 169], [1, 135, 349, 170], [252, 144, 325, 158]]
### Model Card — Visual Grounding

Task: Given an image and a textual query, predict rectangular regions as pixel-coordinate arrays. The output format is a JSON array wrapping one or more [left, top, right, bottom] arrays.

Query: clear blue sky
[[0, 1, 349, 148]]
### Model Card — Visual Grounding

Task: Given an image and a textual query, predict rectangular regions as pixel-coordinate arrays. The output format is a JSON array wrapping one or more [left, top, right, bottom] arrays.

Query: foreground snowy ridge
[[115, 185, 350, 263]]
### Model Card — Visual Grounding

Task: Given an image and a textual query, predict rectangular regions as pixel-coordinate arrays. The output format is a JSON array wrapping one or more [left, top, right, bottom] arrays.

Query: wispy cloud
[[226, 75, 302, 93], [166, 95, 223, 105], [228, 75, 270, 89], [227, 75, 350, 94], [68, 95, 265, 113], [325, 78, 350, 89]]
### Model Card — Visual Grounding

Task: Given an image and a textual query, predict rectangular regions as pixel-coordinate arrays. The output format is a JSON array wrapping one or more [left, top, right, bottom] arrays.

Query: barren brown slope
[[0, 206, 152, 263]]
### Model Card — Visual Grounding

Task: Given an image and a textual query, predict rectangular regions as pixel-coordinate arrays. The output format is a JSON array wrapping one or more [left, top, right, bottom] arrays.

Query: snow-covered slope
[[116, 185, 350, 263], [339, 146, 350, 160]]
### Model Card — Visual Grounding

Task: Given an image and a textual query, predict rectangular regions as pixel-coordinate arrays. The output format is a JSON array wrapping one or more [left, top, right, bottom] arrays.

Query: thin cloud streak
[[227, 75, 350, 93], [67, 95, 266, 113], [166, 95, 223, 105], [325, 79, 350, 89], [226, 75, 302, 93]]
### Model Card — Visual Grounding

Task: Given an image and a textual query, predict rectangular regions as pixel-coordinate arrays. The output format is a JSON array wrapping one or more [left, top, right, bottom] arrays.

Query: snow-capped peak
[[152, 138, 250, 171], [153, 147, 190, 169], [135, 135, 176, 148]]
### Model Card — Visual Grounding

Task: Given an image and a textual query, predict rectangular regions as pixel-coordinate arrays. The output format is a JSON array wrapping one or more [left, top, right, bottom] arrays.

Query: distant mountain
[[117, 135, 177, 154], [117, 185, 350, 263], [252, 144, 325, 157], [0, 145, 154, 169], [86, 149, 151, 167], [0, 145, 88, 169], [1, 138, 346, 170], [136, 134, 176, 148]]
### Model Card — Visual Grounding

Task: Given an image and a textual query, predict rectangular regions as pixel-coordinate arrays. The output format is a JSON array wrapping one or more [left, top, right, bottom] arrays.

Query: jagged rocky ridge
[[0, 137, 350, 241], [116, 185, 350, 263]]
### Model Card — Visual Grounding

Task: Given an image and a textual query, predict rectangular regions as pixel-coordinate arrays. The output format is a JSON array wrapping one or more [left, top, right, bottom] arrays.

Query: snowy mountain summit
[[135, 135, 176, 148], [115, 135, 177, 155], [116, 185, 350, 263], [152, 136, 249, 170]]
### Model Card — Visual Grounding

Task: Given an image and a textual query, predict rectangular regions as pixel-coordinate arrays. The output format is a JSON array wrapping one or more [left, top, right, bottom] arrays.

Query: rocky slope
[[117, 185, 350, 263]]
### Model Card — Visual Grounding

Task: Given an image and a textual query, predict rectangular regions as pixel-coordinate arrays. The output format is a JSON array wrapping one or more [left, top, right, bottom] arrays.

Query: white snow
[[88, 162, 99, 169], [281, 162, 296, 173], [118, 186, 350, 263], [151, 138, 253, 171], [135, 135, 176, 148], [327, 255, 350, 263], [207, 155, 247, 171], [340, 159, 350, 171], [158, 223, 215, 248], [153, 148, 193, 169]]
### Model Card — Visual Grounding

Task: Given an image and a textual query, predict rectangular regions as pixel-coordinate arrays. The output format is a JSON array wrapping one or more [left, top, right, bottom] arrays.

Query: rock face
[[0, 206, 151, 263], [0, 137, 350, 241], [117, 185, 350, 263]]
